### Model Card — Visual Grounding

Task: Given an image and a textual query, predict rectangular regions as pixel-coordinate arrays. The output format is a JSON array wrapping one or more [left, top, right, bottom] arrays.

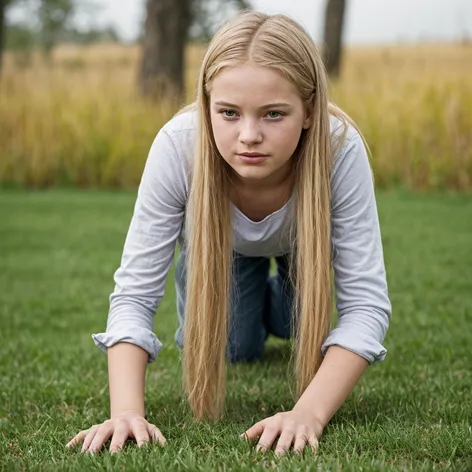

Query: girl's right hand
[[65, 410, 167, 454]]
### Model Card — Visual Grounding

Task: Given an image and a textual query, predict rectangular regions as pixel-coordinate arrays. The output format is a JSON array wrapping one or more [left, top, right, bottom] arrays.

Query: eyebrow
[[213, 100, 293, 109]]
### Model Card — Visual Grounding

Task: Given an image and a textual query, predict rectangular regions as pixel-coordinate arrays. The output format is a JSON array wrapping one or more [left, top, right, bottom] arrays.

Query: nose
[[239, 118, 262, 146]]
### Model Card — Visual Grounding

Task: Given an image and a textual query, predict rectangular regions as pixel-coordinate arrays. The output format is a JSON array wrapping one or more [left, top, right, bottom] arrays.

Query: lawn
[[0, 189, 471, 471]]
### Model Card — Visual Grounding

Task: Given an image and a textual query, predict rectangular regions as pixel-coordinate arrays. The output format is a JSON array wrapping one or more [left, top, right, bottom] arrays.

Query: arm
[[292, 345, 367, 428], [295, 128, 392, 426], [242, 128, 392, 457], [322, 130, 392, 364], [67, 124, 191, 453], [92, 127, 188, 366], [108, 343, 148, 418]]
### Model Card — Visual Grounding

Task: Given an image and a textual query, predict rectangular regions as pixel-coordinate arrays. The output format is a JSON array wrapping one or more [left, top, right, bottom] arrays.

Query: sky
[[9, 0, 472, 45]]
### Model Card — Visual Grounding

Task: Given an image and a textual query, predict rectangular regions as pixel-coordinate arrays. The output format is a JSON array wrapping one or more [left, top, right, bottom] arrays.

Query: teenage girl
[[66, 11, 392, 457]]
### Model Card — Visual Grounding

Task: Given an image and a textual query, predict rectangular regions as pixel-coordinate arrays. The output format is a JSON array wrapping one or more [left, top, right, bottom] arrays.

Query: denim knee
[[175, 327, 265, 363], [226, 332, 266, 363]]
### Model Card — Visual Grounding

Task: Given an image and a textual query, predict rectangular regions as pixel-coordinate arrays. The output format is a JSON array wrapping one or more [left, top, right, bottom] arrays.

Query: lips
[[237, 153, 269, 164], [237, 152, 269, 158]]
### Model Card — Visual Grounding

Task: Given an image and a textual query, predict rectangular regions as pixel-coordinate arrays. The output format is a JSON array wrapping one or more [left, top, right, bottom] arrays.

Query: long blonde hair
[[183, 11, 352, 421]]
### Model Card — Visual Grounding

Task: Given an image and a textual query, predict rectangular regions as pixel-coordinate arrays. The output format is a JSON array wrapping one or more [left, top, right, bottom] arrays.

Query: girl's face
[[209, 65, 312, 188]]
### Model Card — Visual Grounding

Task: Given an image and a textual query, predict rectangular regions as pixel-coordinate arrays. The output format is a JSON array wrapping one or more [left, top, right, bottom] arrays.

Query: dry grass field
[[1, 41, 471, 190]]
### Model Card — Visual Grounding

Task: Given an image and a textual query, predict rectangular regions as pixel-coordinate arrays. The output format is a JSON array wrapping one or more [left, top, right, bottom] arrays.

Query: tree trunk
[[323, 0, 346, 78], [0, 0, 6, 73], [138, 0, 190, 102]]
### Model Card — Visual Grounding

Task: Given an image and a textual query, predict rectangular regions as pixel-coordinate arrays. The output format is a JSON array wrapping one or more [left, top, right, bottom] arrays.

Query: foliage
[[37, 0, 74, 58], [4, 22, 36, 51], [3, 0, 117, 58], [190, 0, 251, 41]]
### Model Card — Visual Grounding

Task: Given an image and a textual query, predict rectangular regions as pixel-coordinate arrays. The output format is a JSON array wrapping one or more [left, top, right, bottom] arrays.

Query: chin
[[234, 169, 270, 181]]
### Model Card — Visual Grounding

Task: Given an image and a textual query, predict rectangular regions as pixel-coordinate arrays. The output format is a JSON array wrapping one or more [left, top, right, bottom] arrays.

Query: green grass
[[0, 189, 471, 471]]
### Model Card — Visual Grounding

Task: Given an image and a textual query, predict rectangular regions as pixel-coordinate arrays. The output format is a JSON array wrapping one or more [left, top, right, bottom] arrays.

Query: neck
[[230, 159, 295, 192]]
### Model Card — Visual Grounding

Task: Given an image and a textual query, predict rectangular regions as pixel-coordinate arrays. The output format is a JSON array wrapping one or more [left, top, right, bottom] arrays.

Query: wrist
[[111, 407, 145, 419], [292, 404, 326, 434]]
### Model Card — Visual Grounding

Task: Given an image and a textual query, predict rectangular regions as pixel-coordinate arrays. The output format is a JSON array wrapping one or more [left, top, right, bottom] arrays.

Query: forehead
[[209, 65, 301, 105]]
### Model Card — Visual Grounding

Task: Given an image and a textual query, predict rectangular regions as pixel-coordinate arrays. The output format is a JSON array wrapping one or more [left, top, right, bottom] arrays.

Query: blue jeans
[[174, 251, 294, 363]]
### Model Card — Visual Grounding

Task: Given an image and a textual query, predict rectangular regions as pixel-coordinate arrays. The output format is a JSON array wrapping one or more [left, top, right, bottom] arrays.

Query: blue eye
[[267, 111, 282, 119], [221, 110, 237, 118]]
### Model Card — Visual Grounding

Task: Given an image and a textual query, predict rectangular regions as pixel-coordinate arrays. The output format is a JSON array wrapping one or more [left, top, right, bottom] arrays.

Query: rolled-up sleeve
[[321, 129, 392, 364], [92, 128, 187, 363]]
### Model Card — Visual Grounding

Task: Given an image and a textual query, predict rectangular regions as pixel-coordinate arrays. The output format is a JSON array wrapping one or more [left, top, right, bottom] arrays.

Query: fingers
[[241, 414, 319, 458], [308, 434, 319, 455], [293, 433, 309, 454], [109, 421, 130, 454], [66, 417, 168, 455], [88, 422, 114, 453], [256, 426, 280, 453], [108, 420, 166, 454], [130, 419, 152, 448], [274, 429, 295, 457], [241, 419, 267, 441], [258, 429, 317, 457], [147, 423, 167, 447], [66, 429, 89, 448], [81, 425, 101, 452]]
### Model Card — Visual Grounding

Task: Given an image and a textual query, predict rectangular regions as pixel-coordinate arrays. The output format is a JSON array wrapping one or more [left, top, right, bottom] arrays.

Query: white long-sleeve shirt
[[92, 109, 392, 365]]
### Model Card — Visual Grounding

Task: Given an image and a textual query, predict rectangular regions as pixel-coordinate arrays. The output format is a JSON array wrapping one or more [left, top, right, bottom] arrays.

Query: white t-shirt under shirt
[[92, 109, 392, 365]]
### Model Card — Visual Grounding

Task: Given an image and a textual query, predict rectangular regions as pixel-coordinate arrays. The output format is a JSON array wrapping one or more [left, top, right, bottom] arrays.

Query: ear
[[302, 101, 313, 129]]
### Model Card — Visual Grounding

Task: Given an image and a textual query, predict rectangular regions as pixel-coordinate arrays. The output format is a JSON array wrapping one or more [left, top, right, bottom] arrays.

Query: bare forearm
[[108, 342, 148, 418], [293, 345, 368, 428]]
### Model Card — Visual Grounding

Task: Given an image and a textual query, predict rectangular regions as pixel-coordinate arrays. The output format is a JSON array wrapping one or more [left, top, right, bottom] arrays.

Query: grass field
[[0, 189, 471, 471]]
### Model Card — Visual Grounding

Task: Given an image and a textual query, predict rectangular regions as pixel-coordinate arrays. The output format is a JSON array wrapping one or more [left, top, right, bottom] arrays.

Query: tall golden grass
[[0, 42, 471, 190]]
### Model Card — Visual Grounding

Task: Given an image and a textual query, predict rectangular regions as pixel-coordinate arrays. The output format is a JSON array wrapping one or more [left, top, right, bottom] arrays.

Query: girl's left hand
[[240, 408, 324, 457]]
